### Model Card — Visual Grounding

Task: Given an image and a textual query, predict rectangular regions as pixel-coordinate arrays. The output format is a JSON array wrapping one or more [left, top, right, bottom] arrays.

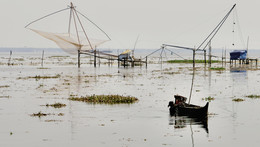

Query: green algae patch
[[69, 94, 138, 104], [0, 85, 10, 88], [29, 74, 61, 79], [210, 67, 225, 70], [30, 111, 49, 117], [45, 103, 66, 108], [167, 60, 220, 63], [202, 96, 215, 102], [232, 98, 244, 102], [246, 95, 260, 99]]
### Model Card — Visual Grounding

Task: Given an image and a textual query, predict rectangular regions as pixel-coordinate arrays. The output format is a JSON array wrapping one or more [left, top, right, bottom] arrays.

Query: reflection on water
[[230, 67, 247, 73], [169, 116, 208, 133]]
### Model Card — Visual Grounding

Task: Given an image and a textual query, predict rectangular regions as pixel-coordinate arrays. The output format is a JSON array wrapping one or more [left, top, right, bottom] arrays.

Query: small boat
[[168, 95, 209, 119]]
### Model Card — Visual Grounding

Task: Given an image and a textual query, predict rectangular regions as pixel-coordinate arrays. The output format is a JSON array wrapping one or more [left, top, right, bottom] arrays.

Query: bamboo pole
[[8, 50, 12, 66], [146, 56, 148, 68], [41, 50, 44, 67], [204, 50, 206, 64], [94, 50, 96, 67], [193, 48, 195, 68], [78, 50, 80, 68]]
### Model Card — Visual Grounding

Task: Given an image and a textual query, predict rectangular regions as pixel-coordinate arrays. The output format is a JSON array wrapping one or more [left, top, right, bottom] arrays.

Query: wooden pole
[[204, 50, 206, 64], [225, 48, 226, 65], [41, 50, 44, 67], [8, 50, 12, 66], [78, 50, 80, 68], [222, 49, 223, 67], [193, 48, 195, 68], [118, 56, 120, 67], [94, 50, 96, 67], [146, 56, 148, 68], [123, 58, 126, 68], [98, 50, 101, 67], [209, 42, 212, 65], [140, 56, 142, 67]]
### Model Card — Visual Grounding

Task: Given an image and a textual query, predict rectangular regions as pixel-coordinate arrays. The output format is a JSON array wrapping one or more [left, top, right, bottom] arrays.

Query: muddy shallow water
[[1, 53, 260, 147]]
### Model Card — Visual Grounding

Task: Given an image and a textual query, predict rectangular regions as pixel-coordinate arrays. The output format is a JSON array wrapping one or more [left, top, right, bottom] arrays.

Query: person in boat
[[168, 95, 187, 107], [174, 95, 187, 105], [168, 95, 187, 116]]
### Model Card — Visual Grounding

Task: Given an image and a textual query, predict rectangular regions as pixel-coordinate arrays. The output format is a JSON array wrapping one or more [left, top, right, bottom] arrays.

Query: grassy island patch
[[69, 94, 138, 104], [232, 98, 244, 102], [210, 67, 225, 70], [246, 95, 260, 99], [45, 103, 66, 108], [30, 111, 49, 117], [167, 60, 220, 63], [202, 96, 215, 102]]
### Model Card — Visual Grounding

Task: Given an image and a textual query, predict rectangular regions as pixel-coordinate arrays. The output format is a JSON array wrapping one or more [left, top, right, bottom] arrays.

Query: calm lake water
[[1, 50, 260, 147]]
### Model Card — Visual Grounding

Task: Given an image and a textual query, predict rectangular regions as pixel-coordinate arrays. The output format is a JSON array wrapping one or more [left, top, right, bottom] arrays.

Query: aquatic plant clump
[[167, 60, 220, 63], [29, 74, 61, 79], [46, 103, 66, 108], [69, 95, 138, 104], [210, 67, 225, 70], [30, 111, 49, 117], [246, 95, 260, 98], [202, 96, 215, 102], [232, 98, 244, 102]]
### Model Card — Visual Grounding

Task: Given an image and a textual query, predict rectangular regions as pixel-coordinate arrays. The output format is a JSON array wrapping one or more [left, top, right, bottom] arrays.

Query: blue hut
[[230, 50, 247, 60]]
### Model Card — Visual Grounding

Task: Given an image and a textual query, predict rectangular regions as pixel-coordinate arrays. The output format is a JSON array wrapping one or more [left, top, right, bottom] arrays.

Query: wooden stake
[[41, 50, 44, 67], [78, 50, 80, 68], [94, 50, 96, 67], [204, 50, 206, 64], [8, 50, 12, 66], [146, 56, 148, 68], [193, 48, 195, 68]]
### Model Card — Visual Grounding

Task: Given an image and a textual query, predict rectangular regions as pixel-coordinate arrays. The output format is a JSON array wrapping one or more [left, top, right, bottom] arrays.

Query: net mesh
[[31, 29, 108, 54]]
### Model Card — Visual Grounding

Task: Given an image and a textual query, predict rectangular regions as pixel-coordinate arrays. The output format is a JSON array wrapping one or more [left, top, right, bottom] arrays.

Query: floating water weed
[[46, 103, 66, 108], [202, 96, 215, 102], [246, 95, 260, 98], [210, 67, 225, 70], [19, 74, 61, 80], [167, 60, 220, 63], [30, 111, 49, 117], [0, 85, 9, 88], [69, 94, 138, 104], [232, 98, 244, 102], [37, 67, 50, 69]]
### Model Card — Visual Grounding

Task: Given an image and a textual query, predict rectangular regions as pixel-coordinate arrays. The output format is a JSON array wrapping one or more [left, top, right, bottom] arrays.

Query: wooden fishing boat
[[168, 95, 209, 119]]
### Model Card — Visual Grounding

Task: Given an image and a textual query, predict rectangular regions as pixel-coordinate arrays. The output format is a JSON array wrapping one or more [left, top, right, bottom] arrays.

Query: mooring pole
[[225, 48, 226, 65], [94, 50, 96, 67], [222, 49, 224, 67], [209, 42, 212, 65], [193, 48, 195, 68], [8, 50, 12, 66], [123, 58, 126, 68], [118, 57, 120, 67], [204, 50, 206, 64], [98, 50, 101, 67], [78, 50, 80, 68], [146, 56, 148, 68], [41, 50, 44, 67]]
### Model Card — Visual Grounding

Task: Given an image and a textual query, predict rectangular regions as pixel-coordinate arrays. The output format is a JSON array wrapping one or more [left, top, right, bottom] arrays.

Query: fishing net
[[31, 29, 108, 54], [26, 4, 111, 54]]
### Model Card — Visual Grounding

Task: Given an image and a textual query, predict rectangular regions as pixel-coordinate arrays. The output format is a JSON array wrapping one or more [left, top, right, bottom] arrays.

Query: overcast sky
[[1, 0, 259, 50]]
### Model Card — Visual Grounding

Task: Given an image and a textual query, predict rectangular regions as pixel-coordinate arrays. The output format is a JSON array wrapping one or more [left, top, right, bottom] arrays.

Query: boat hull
[[169, 102, 209, 119]]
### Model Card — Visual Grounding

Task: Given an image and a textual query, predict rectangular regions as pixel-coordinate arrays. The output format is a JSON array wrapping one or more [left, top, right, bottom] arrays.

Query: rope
[[196, 4, 236, 51], [25, 7, 70, 28], [164, 48, 186, 60], [76, 10, 111, 40]]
